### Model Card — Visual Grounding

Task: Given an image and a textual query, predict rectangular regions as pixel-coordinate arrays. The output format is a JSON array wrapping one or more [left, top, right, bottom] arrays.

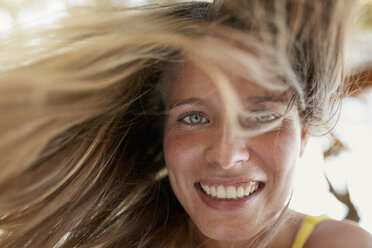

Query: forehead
[[164, 62, 289, 106]]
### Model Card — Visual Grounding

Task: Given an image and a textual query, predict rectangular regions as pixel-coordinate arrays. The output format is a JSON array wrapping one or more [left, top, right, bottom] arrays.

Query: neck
[[201, 239, 254, 248], [193, 210, 302, 248], [267, 210, 305, 248], [196, 226, 270, 248]]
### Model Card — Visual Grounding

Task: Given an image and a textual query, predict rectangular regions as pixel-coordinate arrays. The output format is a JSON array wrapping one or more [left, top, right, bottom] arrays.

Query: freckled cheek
[[163, 132, 202, 175], [269, 134, 301, 192], [259, 132, 300, 175], [259, 134, 299, 207], [163, 133, 203, 204]]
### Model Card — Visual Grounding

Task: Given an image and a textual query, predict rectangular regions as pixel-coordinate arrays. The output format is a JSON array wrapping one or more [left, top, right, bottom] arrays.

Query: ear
[[299, 126, 309, 158]]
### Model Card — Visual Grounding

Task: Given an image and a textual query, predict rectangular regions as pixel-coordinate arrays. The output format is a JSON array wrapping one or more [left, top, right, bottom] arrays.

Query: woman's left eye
[[241, 111, 281, 128], [254, 113, 279, 122], [179, 113, 209, 125]]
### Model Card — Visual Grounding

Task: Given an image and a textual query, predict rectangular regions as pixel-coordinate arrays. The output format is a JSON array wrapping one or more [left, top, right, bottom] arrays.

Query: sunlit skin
[[163, 62, 308, 247]]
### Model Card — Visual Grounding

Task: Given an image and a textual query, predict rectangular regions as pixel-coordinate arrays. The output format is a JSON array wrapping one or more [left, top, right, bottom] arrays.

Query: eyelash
[[254, 113, 280, 122], [240, 111, 281, 127], [178, 112, 209, 125]]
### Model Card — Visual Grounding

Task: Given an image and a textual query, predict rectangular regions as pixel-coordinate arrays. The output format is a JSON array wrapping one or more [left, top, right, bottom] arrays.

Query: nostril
[[206, 152, 249, 170]]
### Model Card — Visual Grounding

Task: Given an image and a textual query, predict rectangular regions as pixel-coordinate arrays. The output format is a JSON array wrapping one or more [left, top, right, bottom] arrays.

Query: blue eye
[[240, 111, 280, 128], [255, 113, 279, 122], [181, 113, 208, 124]]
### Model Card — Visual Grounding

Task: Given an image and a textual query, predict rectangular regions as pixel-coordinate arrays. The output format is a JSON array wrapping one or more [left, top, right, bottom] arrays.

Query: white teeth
[[244, 185, 251, 196], [200, 182, 260, 200], [216, 185, 226, 198], [250, 184, 255, 193], [237, 186, 244, 198], [226, 186, 236, 199], [210, 186, 217, 197], [205, 185, 211, 195]]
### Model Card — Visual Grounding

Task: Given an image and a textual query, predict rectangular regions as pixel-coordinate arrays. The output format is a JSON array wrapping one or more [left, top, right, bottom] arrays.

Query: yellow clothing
[[291, 214, 330, 248]]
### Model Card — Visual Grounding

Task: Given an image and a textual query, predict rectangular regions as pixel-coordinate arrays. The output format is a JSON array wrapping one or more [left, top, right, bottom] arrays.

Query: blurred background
[[1, 0, 372, 234]]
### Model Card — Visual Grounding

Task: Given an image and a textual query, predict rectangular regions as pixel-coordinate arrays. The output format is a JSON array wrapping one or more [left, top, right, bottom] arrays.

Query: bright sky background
[[1, 0, 372, 235]]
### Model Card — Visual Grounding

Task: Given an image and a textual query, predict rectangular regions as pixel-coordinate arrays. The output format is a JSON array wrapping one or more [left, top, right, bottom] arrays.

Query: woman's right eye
[[179, 113, 209, 125]]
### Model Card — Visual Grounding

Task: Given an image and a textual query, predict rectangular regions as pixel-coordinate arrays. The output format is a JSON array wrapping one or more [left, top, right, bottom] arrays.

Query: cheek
[[262, 125, 301, 172], [253, 124, 301, 195], [266, 128, 302, 200], [274, 138, 299, 172], [163, 131, 204, 211], [163, 131, 202, 180]]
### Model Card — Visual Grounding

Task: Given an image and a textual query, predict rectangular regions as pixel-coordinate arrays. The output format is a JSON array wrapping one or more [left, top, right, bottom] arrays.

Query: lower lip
[[195, 183, 263, 211]]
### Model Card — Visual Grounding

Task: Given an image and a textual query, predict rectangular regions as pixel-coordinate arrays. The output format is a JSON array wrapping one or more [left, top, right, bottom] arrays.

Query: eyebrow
[[167, 95, 289, 110], [168, 98, 205, 110], [243, 95, 289, 104]]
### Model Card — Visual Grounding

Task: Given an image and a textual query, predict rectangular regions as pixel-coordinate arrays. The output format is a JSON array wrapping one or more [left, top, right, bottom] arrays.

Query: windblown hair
[[0, 0, 354, 247]]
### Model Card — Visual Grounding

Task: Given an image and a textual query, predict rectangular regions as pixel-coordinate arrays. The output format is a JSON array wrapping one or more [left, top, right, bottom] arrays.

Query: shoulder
[[306, 218, 372, 248]]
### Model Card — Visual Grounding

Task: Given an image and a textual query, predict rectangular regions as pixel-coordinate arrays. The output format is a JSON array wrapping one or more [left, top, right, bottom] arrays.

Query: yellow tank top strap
[[291, 214, 330, 248]]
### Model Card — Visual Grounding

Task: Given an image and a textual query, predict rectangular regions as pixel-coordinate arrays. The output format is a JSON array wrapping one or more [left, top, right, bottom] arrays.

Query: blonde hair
[[0, 1, 354, 247]]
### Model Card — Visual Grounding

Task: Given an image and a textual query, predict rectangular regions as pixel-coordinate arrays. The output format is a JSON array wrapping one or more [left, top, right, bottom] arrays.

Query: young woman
[[0, 0, 371, 247]]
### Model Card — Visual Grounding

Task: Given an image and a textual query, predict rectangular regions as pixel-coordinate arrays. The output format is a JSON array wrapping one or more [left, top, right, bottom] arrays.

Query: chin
[[196, 221, 259, 243]]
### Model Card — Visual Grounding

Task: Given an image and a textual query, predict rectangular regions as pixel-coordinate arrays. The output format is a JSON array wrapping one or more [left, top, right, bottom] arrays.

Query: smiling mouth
[[198, 181, 263, 200]]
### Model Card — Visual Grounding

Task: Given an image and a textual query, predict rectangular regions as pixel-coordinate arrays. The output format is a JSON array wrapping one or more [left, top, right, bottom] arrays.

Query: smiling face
[[163, 62, 308, 245]]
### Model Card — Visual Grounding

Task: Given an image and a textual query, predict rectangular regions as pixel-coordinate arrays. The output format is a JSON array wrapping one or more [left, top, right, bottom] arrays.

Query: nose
[[205, 124, 250, 170]]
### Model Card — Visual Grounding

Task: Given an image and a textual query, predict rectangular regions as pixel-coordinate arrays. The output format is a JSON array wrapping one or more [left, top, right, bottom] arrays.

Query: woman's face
[[163, 62, 308, 244]]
